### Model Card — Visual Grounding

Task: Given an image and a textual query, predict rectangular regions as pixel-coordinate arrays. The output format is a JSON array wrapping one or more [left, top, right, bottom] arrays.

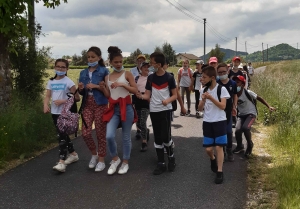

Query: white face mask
[[149, 66, 158, 73], [219, 74, 228, 80]]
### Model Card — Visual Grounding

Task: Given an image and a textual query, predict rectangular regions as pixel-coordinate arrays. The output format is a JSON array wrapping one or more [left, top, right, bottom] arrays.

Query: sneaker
[[107, 158, 121, 175], [196, 111, 200, 118], [215, 172, 224, 184], [168, 157, 176, 172], [244, 142, 254, 158], [226, 148, 234, 162], [232, 146, 245, 154], [118, 163, 129, 175], [95, 162, 106, 172], [64, 153, 79, 165], [199, 111, 204, 118], [53, 162, 66, 172], [146, 128, 150, 142], [172, 141, 175, 149], [232, 123, 236, 128], [210, 157, 218, 173], [135, 130, 141, 140], [153, 162, 167, 175], [140, 143, 148, 152], [180, 112, 185, 116], [164, 148, 167, 154], [89, 155, 98, 168], [186, 110, 191, 116]]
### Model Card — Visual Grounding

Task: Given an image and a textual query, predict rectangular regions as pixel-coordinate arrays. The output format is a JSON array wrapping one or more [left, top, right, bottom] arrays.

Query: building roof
[[177, 53, 199, 60]]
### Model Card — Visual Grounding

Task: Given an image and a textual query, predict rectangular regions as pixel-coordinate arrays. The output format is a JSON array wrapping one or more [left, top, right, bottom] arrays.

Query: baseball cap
[[232, 56, 241, 62], [196, 60, 204, 64], [209, 57, 218, 64], [137, 54, 146, 60], [232, 75, 246, 84], [140, 61, 149, 68], [238, 64, 243, 69]]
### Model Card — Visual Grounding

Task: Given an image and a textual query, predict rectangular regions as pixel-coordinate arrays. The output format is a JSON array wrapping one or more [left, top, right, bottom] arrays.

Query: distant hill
[[199, 48, 248, 62], [245, 43, 300, 62]]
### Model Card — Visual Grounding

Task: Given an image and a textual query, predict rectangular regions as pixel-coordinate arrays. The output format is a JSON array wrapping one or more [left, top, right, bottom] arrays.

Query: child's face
[[55, 61, 68, 72], [201, 73, 214, 85], [137, 58, 145, 68], [141, 65, 149, 75], [196, 63, 202, 71], [235, 80, 244, 88], [87, 51, 101, 63], [233, 60, 240, 67], [217, 67, 228, 76], [110, 56, 123, 70], [182, 61, 189, 69]]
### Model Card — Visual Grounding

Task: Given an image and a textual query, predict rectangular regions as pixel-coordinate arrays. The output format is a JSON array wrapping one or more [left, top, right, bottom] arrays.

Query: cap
[[232, 75, 246, 84], [209, 57, 218, 64], [196, 60, 204, 64], [137, 54, 146, 60], [238, 64, 243, 69], [140, 61, 149, 68], [232, 56, 241, 62]]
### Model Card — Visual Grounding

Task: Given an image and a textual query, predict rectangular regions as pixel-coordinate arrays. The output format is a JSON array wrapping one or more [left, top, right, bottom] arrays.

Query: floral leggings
[[82, 96, 107, 157], [136, 108, 149, 140]]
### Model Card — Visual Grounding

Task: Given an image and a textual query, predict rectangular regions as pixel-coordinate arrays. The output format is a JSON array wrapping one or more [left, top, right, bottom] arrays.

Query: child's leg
[[186, 87, 191, 110], [215, 146, 224, 171], [51, 114, 68, 161], [226, 115, 233, 149], [81, 97, 97, 155], [180, 87, 185, 105], [94, 104, 108, 161], [139, 108, 149, 142], [213, 120, 227, 171], [161, 111, 173, 157], [234, 116, 245, 148], [121, 105, 134, 163], [205, 147, 214, 159], [195, 90, 200, 112], [106, 107, 121, 160], [150, 111, 165, 163], [241, 114, 256, 145]]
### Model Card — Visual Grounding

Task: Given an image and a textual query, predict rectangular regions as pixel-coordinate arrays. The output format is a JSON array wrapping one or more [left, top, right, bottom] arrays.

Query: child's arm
[[257, 96, 276, 111], [232, 94, 238, 116], [162, 88, 177, 106], [43, 90, 51, 113], [70, 85, 80, 102], [198, 94, 205, 111], [99, 75, 110, 98], [189, 76, 195, 92], [177, 71, 181, 86], [205, 92, 227, 110], [111, 71, 138, 94], [177, 86, 187, 114], [137, 90, 151, 102]]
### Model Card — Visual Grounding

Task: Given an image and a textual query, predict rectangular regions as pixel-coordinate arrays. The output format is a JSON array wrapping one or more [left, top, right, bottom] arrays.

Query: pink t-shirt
[[137, 75, 148, 93]]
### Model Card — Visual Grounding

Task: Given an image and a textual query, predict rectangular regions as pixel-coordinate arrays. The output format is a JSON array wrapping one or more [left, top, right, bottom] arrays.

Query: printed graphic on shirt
[[51, 84, 67, 91]]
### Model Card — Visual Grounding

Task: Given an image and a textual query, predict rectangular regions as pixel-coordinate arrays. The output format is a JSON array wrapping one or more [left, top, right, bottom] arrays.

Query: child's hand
[[204, 92, 212, 100], [43, 104, 50, 113], [78, 82, 84, 90], [232, 107, 237, 116], [53, 100, 65, 106], [86, 83, 98, 90], [269, 106, 276, 111], [181, 107, 187, 115], [99, 81, 106, 92], [162, 100, 168, 106], [110, 82, 123, 89]]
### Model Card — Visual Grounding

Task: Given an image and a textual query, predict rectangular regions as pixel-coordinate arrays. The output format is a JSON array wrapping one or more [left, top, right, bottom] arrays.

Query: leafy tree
[[208, 44, 225, 63], [126, 48, 143, 64], [71, 54, 82, 66], [154, 46, 162, 53], [161, 42, 177, 66], [80, 50, 88, 65]]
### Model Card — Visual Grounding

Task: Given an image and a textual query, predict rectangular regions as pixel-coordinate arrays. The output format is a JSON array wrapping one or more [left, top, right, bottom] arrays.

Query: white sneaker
[[118, 163, 129, 175], [53, 162, 66, 172], [64, 154, 79, 165], [89, 155, 98, 168], [95, 162, 106, 172], [199, 111, 204, 118], [107, 158, 121, 175]]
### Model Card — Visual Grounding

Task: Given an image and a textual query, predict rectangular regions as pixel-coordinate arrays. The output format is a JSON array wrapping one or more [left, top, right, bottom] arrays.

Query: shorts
[[202, 120, 227, 147]]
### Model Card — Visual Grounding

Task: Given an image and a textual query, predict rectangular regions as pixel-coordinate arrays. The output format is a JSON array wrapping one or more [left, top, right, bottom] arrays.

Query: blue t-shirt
[[217, 79, 237, 106]]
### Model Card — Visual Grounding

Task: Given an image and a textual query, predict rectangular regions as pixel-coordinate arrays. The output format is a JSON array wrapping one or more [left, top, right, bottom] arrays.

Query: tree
[[161, 42, 177, 66], [0, 0, 67, 110], [208, 44, 225, 63], [126, 48, 143, 64], [154, 46, 162, 53]]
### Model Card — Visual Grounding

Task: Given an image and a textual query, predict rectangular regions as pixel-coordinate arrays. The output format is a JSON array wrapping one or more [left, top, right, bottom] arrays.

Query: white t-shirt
[[46, 76, 75, 114], [248, 66, 254, 74], [178, 68, 192, 87], [136, 75, 147, 93], [200, 84, 230, 122], [237, 89, 257, 116]]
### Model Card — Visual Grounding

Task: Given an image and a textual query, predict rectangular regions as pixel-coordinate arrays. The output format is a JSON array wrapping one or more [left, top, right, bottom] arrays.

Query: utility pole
[[297, 43, 298, 50], [203, 18, 206, 63], [262, 43, 264, 63], [245, 41, 247, 53], [235, 37, 237, 56], [267, 44, 268, 61]]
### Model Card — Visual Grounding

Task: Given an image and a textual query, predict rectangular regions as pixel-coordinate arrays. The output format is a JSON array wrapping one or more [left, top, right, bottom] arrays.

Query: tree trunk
[[0, 33, 12, 110]]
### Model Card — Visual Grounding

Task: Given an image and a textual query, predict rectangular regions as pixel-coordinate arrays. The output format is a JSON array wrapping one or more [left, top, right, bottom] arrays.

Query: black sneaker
[[186, 110, 191, 116], [210, 157, 218, 173], [244, 142, 254, 158], [168, 157, 176, 172], [153, 162, 166, 175], [135, 130, 141, 140], [226, 148, 234, 162], [232, 123, 236, 128], [196, 111, 200, 118], [215, 172, 223, 184], [140, 143, 148, 152], [232, 146, 244, 154], [146, 128, 150, 142], [180, 112, 185, 116]]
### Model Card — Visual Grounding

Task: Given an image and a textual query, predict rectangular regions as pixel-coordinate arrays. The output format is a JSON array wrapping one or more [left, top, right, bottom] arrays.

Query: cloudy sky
[[35, 0, 300, 60]]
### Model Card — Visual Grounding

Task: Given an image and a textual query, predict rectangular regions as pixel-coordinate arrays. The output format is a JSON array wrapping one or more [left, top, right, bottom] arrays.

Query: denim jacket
[[79, 66, 109, 105]]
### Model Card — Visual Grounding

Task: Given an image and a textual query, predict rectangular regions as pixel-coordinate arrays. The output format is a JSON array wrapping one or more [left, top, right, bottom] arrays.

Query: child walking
[[137, 52, 177, 175], [78, 46, 110, 172], [43, 58, 80, 172], [190, 60, 204, 118], [198, 66, 230, 184]]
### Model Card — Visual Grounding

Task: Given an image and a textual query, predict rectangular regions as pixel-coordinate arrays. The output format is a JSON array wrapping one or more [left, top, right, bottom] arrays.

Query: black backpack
[[148, 72, 177, 111], [244, 89, 258, 115], [203, 85, 232, 124]]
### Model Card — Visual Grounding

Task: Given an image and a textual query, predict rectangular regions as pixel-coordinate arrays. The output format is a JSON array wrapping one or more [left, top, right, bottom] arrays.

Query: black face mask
[[205, 80, 212, 87]]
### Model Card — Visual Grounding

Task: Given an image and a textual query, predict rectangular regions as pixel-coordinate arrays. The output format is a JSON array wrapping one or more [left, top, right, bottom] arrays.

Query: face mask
[[55, 70, 66, 76], [219, 74, 228, 80], [237, 86, 242, 92], [113, 66, 124, 72], [205, 80, 212, 87], [216, 76, 220, 80], [149, 66, 158, 73], [88, 61, 98, 67]]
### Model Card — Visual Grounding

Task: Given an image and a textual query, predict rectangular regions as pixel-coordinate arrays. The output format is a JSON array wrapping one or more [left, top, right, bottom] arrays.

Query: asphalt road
[[0, 96, 249, 209]]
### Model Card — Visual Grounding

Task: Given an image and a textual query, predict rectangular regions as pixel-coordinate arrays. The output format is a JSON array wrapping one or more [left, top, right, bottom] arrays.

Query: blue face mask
[[237, 86, 242, 92], [113, 66, 124, 72], [216, 76, 220, 80], [88, 61, 98, 67], [219, 74, 228, 80], [55, 70, 66, 76], [149, 66, 158, 73]]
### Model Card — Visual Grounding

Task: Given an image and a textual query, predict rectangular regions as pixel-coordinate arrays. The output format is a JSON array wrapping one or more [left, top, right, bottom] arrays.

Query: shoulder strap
[[188, 68, 193, 78], [203, 86, 208, 93], [217, 84, 222, 102], [134, 75, 140, 83]]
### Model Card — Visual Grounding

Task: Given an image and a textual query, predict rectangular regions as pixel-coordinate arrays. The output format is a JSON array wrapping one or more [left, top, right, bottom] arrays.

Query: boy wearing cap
[[190, 60, 204, 118], [198, 66, 230, 184], [208, 57, 218, 70], [232, 75, 275, 157], [131, 54, 146, 78]]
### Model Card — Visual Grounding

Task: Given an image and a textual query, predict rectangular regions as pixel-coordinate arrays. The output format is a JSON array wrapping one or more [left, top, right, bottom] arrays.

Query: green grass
[[250, 60, 300, 208]]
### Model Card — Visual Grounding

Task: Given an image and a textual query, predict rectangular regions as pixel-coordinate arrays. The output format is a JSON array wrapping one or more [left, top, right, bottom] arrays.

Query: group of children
[[44, 49, 275, 184]]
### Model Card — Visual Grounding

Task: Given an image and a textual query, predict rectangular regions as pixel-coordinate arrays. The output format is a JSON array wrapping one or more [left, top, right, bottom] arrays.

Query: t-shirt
[[193, 71, 202, 90], [145, 72, 176, 112], [178, 68, 192, 87], [237, 89, 257, 116], [217, 79, 237, 107], [136, 75, 147, 93], [248, 66, 254, 74], [228, 69, 244, 79], [46, 76, 75, 114], [200, 84, 230, 122], [130, 66, 140, 78]]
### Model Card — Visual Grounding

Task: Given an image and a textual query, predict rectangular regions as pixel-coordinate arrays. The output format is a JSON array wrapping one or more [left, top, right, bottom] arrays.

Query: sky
[[35, 0, 300, 60]]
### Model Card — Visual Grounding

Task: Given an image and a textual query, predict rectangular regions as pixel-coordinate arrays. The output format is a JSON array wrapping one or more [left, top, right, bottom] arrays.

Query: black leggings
[[52, 114, 75, 160], [195, 90, 200, 112], [235, 114, 256, 148]]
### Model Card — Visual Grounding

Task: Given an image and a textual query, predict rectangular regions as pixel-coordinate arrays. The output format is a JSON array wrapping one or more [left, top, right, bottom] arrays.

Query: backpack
[[203, 85, 232, 124], [244, 89, 258, 115], [148, 72, 177, 111], [179, 68, 193, 78]]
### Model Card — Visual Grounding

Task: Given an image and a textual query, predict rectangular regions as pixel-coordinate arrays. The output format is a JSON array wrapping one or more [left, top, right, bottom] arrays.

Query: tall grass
[[250, 60, 300, 208]]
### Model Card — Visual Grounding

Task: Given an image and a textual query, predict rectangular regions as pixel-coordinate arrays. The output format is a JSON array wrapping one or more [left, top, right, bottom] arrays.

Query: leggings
[[195, 90, 200, 112], [82, 96, 108, 157], [136, 108, 149, 140], [52, 114, 75, 160], [235, 114, 256, 148], [180, 87, 191, 110]]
